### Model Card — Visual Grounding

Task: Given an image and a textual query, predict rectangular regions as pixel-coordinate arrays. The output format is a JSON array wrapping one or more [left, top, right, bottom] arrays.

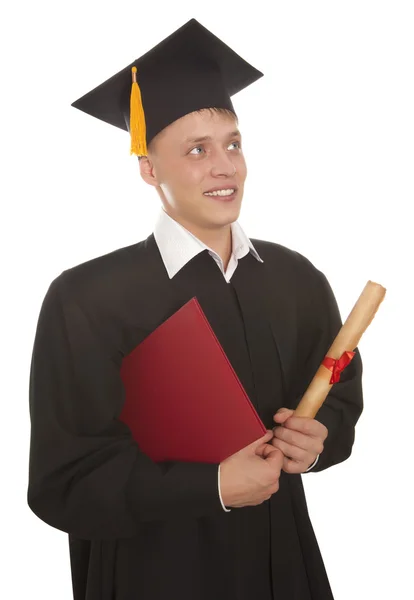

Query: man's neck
[[170, 213, 233, 271]]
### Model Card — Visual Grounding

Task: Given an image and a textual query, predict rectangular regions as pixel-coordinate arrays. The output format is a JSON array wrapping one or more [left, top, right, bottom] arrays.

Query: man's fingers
[[255, 442, 272, 458], [279, 416, 328, 440], [252, 431, 274, 455], [273, 425, 319, 453], [251, 430, 273, 446], [264, 445, 284, 464], [273, 408, 294, 425], [282, 456, 304, 474], [271, 437, 309, 463]]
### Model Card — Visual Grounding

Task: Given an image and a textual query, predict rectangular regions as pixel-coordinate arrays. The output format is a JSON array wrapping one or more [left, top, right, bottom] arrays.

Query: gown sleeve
[[292, 266, 364, 473], [27, 272, 224, 540]]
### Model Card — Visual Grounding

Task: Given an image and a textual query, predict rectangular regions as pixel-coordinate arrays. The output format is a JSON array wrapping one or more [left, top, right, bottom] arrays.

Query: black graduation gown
[[27, 233, 363, 600]]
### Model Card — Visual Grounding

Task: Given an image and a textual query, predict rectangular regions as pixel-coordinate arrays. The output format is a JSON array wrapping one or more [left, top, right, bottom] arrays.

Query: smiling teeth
[[204, 189, 235, 197]]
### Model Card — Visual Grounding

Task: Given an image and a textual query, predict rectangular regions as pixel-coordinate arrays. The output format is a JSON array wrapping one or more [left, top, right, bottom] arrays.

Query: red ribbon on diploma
[[322, 351, 356, 384]]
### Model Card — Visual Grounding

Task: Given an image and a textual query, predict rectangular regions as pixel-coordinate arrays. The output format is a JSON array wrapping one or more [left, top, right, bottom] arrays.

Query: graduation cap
[[71, 18, 264, 156]]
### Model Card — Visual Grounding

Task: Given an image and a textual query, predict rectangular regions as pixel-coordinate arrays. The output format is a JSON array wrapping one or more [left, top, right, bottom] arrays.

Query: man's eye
[[189, 146, 204, 155], [189, 141, 241, 155]]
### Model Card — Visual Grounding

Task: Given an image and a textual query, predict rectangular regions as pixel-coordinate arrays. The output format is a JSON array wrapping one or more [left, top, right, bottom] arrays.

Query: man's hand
[[271, 408, 328, 474], [220, 430, 284, 508]]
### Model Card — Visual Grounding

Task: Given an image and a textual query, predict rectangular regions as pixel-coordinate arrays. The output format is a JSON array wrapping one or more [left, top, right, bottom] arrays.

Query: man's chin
[[208, 209, 242, 228]]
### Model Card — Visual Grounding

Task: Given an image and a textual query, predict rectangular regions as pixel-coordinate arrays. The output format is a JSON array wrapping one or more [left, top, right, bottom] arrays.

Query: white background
[[1, 1, 413, 598]]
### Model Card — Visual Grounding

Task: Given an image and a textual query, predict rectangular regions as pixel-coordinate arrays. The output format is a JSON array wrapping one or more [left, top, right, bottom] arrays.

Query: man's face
[[140, 109, 247, 233]]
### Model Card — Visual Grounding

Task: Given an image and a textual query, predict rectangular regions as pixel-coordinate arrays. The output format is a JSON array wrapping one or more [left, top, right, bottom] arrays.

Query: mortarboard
[[71, 18, 263, 156]]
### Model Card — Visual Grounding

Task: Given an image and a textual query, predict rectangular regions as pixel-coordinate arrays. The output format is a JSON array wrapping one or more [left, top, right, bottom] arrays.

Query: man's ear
[[139, 156, 159, 188]]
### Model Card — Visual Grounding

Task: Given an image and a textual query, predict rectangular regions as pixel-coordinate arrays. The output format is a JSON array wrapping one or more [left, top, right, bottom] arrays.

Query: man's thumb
[[252, 430, 273, 447], [262, 430, 274, 442], [273, 408, 294, 423], [264, 445, 284, 465], [252, 430, 274, 457]]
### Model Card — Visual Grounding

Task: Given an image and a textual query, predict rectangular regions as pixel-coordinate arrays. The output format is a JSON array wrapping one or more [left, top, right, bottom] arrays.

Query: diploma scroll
[[294, 280, 386, 418]]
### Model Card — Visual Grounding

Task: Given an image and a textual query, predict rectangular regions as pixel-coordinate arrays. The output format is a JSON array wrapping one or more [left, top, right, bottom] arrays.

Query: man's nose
[[210, 151, 236, 177]]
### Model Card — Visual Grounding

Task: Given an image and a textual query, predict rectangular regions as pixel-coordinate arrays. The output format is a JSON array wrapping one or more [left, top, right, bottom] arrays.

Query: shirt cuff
[[305, 453, 320, 472], [218, 464, 231, 512]]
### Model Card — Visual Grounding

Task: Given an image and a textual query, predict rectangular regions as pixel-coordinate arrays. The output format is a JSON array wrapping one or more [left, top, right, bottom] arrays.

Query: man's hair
[[138, 107, 238, 161]]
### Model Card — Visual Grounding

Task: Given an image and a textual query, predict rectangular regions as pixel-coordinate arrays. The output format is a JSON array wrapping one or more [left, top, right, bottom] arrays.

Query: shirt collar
[[153, 208, 263, 279]]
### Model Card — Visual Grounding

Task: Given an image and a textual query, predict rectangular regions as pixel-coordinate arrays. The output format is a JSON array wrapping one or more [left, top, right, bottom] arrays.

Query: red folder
[[119, 297, 267, 463]]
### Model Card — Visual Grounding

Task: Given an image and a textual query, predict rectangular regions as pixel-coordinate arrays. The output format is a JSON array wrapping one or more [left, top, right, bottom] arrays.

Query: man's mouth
[[203, 187, 238, 202], [203, 188, 236, 197]]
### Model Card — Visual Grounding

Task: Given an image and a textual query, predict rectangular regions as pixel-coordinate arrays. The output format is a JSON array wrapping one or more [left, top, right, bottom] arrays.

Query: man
[[27, 18, 363, 600]]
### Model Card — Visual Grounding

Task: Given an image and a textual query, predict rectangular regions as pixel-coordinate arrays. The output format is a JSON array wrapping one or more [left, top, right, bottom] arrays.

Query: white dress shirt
[[153, 208, 319, 512]]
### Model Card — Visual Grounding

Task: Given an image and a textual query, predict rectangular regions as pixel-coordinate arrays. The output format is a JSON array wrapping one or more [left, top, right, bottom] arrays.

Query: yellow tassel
[[130, 66, 147, 156]]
